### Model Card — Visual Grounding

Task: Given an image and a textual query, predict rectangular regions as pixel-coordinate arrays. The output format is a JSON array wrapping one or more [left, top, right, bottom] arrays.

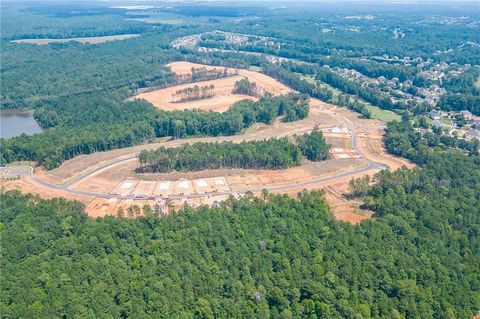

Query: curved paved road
[[28, 119, 387, 201]]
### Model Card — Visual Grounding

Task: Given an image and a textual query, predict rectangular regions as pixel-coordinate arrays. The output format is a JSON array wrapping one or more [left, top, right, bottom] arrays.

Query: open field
[[363, 104, 401, 122], [167, 62, 292, 95], [11, 34, 140, 45], [133, 76, 255, 112], [133, 61, 291, 112], [1, 62, 412, 223]]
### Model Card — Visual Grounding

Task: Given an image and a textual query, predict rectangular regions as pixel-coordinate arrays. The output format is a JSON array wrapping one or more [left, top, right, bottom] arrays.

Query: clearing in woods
[[133, 76, 255, 112], [1, 62, 412, 223], [133, 61, 291, 112]]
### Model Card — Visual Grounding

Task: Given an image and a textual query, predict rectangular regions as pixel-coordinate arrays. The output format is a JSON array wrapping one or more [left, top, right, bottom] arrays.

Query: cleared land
[[11, 34, 140, 45], [133, 61, 291, 112], [167, 62, 292, 95], [1, 63, 412, 224], [133, 76, 255, 112]]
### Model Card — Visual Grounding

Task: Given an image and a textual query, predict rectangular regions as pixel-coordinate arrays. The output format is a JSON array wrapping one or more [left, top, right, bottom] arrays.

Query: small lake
[[0, 109, 43, 138]]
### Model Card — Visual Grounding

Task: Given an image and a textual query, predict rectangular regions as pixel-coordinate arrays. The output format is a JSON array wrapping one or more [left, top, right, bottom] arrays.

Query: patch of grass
[[475, 76, 480, 90], [248, 66, 262, 72], [363, 104, 401, 122]]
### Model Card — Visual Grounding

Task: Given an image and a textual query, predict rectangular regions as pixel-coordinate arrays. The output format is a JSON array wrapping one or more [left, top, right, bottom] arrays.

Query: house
[[460, 110, 473, 120], [466, 128, 480, 140], [429, 110, 441, 120]]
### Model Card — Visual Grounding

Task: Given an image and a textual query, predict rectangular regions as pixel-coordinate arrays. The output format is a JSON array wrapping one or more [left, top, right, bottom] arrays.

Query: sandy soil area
[[133, 75, 256, 112], [1, 178, 94, 205], [168, 61, 292, 95], [133, 62, 292, 112]]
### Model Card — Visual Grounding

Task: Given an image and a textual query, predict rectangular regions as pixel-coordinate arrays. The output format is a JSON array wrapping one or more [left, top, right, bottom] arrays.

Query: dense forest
[[2, 136, 479, 317], [137, 131, 330, 173], [1, 2, 480, 317], [0, 93, 309, 169], [437, 93, 480, 115], [138, 138, 302, 173]]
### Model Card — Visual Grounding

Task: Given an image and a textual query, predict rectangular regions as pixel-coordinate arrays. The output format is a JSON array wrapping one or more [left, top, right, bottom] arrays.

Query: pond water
[[0, 109, 43, 138]]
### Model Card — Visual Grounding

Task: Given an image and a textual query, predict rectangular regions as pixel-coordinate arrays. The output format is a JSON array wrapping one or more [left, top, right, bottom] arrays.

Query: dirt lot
[[133, 62, 292, 112], [133, 76, 256, 112], [356, 130, 413, 170], [1, 177, 93, 204], [167, 61, 292, 95], [324, 187, 372, 224]]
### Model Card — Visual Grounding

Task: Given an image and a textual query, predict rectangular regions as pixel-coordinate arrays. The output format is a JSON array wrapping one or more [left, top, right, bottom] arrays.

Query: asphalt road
[[28, 119, 387, 201]]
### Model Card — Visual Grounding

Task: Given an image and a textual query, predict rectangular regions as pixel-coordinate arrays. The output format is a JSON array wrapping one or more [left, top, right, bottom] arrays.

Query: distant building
[[460, 110, 473, 120], [429, 110, 441, 120]]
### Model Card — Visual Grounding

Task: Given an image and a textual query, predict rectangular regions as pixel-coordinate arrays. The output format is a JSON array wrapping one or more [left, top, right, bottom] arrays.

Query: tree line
[[137, 130, 330, 173], [0, 93, 309, 169], [384, 116, 480, 164], [278, 61, 405, 111], [137, 138, 302, 173], [262, 63, 373, 118], [437, 93, 480, 115], [171, 84, 215, 103]]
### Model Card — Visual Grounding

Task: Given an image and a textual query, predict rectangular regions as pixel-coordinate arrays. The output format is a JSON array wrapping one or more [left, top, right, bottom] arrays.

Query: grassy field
[[248, 66, 262, 72], [298, 74, 400, 122], [363, 105, 401, 122]]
